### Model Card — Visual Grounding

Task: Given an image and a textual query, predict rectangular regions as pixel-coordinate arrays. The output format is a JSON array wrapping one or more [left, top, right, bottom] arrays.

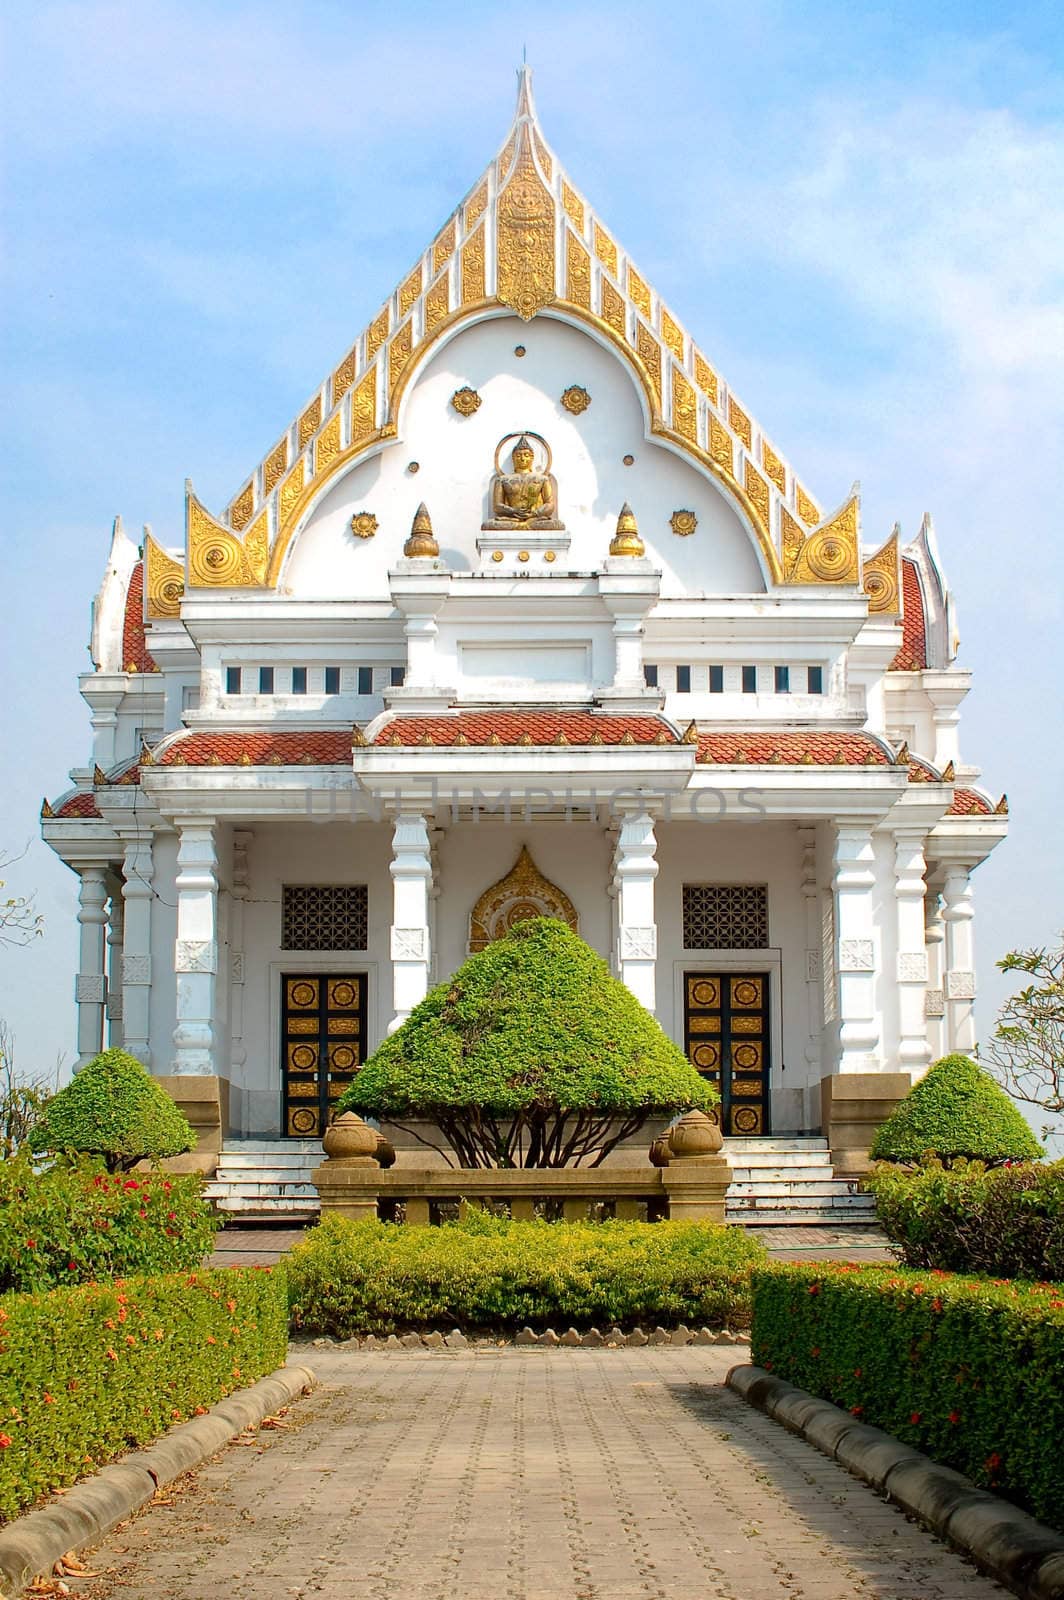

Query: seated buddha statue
[[482, 434, 564, 530]]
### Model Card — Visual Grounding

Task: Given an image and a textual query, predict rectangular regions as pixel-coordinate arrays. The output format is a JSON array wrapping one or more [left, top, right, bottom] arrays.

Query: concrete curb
[[726, 1364, 1064, 1600], [0, 1362, 316, 1598]]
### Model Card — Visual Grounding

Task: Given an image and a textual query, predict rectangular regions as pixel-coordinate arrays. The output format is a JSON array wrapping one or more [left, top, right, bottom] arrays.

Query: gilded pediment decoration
[[469, 846, 579, 952]]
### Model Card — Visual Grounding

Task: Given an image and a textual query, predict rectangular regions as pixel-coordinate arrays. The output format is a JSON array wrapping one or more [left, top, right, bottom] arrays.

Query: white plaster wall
[[283, 314, 766, 599], [147, 832, 179, 1071]]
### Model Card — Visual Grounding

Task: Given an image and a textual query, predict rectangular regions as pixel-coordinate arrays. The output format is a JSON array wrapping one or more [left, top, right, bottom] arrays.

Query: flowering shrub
[[865, 1158, 1064, 1279], [751, 1262, 1064, 1530], [0, 1154, 217, 1291], [288, 1212, 764, 1337], [0, 1267, 287, 1520]]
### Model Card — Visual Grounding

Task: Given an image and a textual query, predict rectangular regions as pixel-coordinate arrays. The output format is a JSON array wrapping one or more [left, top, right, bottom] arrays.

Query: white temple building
[[43, 72, 1007, 1216]]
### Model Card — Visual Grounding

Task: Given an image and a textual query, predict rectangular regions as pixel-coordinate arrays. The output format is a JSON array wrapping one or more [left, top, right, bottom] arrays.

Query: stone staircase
[[205, 1135, 875, 1226], [724, 1137, 876, 1225]]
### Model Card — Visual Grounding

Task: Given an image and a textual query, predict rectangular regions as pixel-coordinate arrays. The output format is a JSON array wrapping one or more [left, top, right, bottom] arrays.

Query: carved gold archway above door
[[468, 846, 579, 952]]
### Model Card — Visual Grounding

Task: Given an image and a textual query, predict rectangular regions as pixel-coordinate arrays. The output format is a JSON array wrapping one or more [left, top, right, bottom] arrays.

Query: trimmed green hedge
[[750, 1262, 1064, 1530], [0, 1267, 288, 1521], [0, 1154, 218, 1291], [288, 1214, 765, 1337], [865, 1158, 1064, 1279], [29, 1049, 194, 1172], [870, 1053, 1041, 1165]]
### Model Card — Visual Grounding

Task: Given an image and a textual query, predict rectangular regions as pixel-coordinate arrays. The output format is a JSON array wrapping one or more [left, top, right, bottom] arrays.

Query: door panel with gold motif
[[683, 972, 770, 1136], [281, 973, 367, 1138]]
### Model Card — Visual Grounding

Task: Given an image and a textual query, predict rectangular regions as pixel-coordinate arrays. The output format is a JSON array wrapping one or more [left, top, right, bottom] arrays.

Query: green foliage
[[339, 918, 715, 1166], [0, 1153, 218, 1291], [0, 1267, 287, 1521], [865, 1158, 1064, 1279], [287, 1213, 764, 1337], [750, 1262, 1064, 1531], [982, 940, 1064, 1134], [869, 1053, 1042, 1166], [29, 1049, 194, 1172]]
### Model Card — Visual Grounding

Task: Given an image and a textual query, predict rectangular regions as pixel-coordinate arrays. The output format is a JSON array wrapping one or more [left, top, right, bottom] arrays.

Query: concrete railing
[[311, 1109, 732, 1224]]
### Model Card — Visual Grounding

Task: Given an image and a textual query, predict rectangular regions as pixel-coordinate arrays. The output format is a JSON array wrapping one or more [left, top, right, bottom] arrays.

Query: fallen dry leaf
[[54, 1553, 101, 1578]]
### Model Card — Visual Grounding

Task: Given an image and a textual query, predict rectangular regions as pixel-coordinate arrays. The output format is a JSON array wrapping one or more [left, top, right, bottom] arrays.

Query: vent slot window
[[741, 665, 757, 694], [324, 666, 341, 695], [709, 665, 724, 693], [225, 667, 241, 695], [282, 885, 368, 951], [357, 667, 373, 695], [644, 663, 659, 688], [682, 884, 769, 950], [774, 665, 790, 693], [390, 666, 406, 687], [292, 667, 307, 695], [807, 665, 824, 695], [259, 667, 274, 694], [676, 664, 692, 694]]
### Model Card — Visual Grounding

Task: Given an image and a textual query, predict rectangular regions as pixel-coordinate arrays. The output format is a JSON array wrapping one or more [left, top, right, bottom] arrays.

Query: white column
[[894, 830, 932, 1076], [389, 813, 432, 1031], [105, 875, 124, 1048], [171, 819, 218, 1075], [924, 889, 946, 1062], [74, 866, 109, 1068], [941, 865, 977, 1055], [797, 825, 823, 1076], [613, 811, 658, 1013], [229, 829, 253, 1081], [121, 835, 154, 1066], [833, 826, 880, 1071]]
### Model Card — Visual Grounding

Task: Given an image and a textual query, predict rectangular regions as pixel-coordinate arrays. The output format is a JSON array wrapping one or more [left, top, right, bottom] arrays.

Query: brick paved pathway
[[81, 1347, 1004, 1600]]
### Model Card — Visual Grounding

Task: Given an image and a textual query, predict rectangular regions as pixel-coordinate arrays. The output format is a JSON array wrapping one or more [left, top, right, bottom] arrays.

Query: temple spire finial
[[515, 61, 536, 122]]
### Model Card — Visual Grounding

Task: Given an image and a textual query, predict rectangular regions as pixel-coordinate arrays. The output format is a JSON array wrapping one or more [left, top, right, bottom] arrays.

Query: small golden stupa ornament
[[609, 502, 645, 557], [404, 502, 439, 558]]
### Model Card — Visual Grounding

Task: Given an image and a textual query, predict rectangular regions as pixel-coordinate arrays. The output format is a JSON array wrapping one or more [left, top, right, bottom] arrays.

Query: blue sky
[[2, 1, 1062, 1099]]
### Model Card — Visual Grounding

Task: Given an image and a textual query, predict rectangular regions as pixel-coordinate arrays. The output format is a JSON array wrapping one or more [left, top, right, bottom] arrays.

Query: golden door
[[281, 973, 367, 1138], [683, 972, 770, 1136]]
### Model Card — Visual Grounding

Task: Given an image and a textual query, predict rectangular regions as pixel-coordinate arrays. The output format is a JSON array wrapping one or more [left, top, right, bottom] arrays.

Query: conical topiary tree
[[28, 1048, 195, 1173], [338, 916, 716, 1168], [870, 1052, 1042, 1166]]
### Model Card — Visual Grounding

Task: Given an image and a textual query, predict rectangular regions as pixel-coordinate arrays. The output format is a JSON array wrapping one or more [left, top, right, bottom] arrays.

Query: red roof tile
[[122, 563, 158, 674], [156, 730, 354, 766], [695, 730, 894, 766], [371, 712, 678, 747], [948, 787, 994, 816], [890, 557, 927, 671], [54, 791, 101, 819], [907, 755, 941, 783]]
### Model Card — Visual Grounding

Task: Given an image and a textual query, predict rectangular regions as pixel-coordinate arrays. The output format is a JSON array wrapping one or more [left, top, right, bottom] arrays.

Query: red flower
[[810, 1347, 821, 1358], [949, 1411, 961, 1425], [0, 1434, 11, 1449], [67, 1263, 77, 1272], [808, 1283, 820, 1296], [105, 1348, 118, 1362], [168, 1212, 177, 1222], [43, 1394, 55, 1405], [226, 1299, 237, 1314], [910, 1412, 921, 1424], [123, 1180, 140, 1191], [912, 1284, 925, 1295], [25, 1239, 35, 1250], [985, 1452, 1003, 1472], [850, 1405, 863, 1417], [853, 1368, 862, 1378], [163, 1182, 172, 1194], [138, 1208, 147, 1219], [932, 1298, 943, 1313]]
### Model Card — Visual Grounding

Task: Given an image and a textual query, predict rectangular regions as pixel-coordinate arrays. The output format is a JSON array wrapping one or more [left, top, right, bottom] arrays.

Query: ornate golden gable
[[469, 846, 578, 953]]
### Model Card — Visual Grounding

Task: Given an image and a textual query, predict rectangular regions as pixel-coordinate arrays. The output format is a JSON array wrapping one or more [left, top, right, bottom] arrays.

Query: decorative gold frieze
[[350, 370, 377, 446], [229, 481, 254, 531], [709, 416, 733, 474], [298, 396, 322, 451], [796, 484, 820, 526], [466, 182, 488, 228], [427, 268, 452, 329], [761, 441, 786, 494], [366, 307, 390, 363], [780, 508, 805, 577], [744, 460, 771, 533], [628, 266, 651, 318], [243, 509, 269, 584], [145, 532, 185, 618], [498, 131, 517, 177], [566, 232, 591, 308], [670, 509, 698, 537], [389, 319, 414, 399], [694, 355, 718, 405], [350, 511, 378, 539], [315, 411, 342, 475], [278, 458, 306, 534], [460, 228, 485, 307], [862, 530, 901, 614], [187, 491, 266, 588], [601, 278, 626, 336], [562, 182, 584, 232], [594, 223, 618, 276], [433, 219, 457, 274], [788, 494, 860, 585], [728, 396, 751, 447], [399, 265, 422, 317], [636, 323, 661, 405], [534, 131, 553, 179], [661, 310, 684, 359], [451, 386, 482, 417], [496, 132, 556, 320], [469, 845, 578, 952], [561, 385, 591, 415], [263, 438, 288, 495], [332, 346, 357, 406], [672, 368, 697, 443]]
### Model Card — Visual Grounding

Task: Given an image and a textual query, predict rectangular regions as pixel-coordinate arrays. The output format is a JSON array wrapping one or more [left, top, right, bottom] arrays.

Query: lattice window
[[282, 886, 368, 951], [682, 885, 768, 950]]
